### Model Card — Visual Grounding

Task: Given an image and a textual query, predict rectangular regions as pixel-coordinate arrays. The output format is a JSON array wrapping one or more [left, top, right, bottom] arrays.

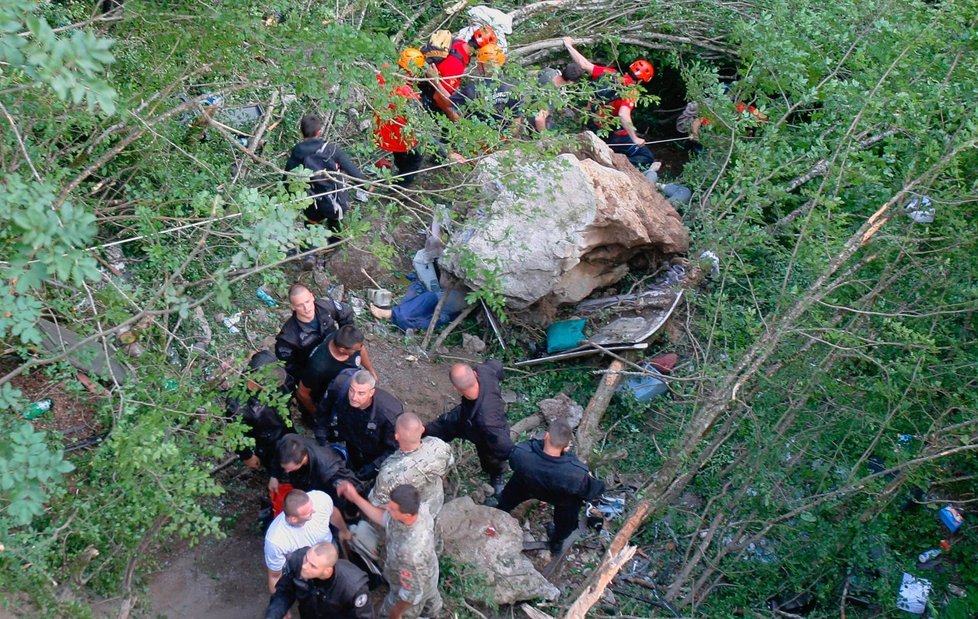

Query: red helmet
[[629, 59, 654, 83], [471, 25, 497, 49]]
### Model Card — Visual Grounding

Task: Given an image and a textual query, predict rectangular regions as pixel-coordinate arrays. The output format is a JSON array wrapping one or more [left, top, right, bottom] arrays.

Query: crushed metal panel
[[514, 343, 648, 367], [216, 104, 264, 129], [589, 290, 682, 346]]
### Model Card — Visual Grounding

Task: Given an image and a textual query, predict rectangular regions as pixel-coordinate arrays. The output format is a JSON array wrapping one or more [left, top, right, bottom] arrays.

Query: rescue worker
[[264, 489, 350, 593], [533, 62, 585, 132], [375, 48, 425, 186], [561, 37, 656, 169], [346, 413, 454, 569], [284, 114, 367, 233], [295, 324, 377, 417], [496, 419, 605, 554], [452, 44, 522, 130], [315, 369, 402, 481], [274, 434, 360, 502], [274, 283, 354, 390], [265, 542, 373, 619], [425, 360, 514, 500], [227, 350, 289, 483], [424, 25, 498, 121], [338, 483, 441, 619]]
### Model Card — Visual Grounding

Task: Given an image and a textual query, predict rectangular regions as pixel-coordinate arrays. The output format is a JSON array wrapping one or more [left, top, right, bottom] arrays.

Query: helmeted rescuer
[[374, 48, 425, 186], [562, 36, 657, 169], [495, 419, 605, 554], [264, 542, 374, 619], [423, 25, 499, 121]]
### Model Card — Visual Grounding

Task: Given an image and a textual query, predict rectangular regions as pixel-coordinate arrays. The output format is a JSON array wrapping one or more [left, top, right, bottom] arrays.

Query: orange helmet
[[470, 25, 497, 49], [398, 47, 425, 71], [477, 44, 506, 66], [629, 59, 654, 83]]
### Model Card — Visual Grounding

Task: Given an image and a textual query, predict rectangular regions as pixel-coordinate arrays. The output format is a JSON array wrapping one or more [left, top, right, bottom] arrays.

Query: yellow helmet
[[398, 48, 425, 71], [477, 44, 505, 66]]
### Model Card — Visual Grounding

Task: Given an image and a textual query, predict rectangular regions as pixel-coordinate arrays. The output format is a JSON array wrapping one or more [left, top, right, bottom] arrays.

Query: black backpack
[[302, 143, 347, 222]]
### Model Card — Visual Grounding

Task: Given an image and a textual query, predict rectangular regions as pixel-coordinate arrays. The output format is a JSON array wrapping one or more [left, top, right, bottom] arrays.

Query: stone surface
[[437, 497, 560, 605], [36, 319, 131, 384], [461, 333, 486, 354], [444, 134, 689, 310], [537, 393, 584, 429]]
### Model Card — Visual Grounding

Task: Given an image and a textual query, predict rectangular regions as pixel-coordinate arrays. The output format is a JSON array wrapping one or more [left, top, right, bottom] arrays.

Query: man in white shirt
[[264, 489, 350, 593]]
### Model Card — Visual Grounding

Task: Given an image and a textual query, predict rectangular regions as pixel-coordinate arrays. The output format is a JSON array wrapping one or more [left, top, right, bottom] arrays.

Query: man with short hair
[[284, 114, 367, 232], [425, 360, 514, 498], [533, 62, 585, 132], [264, 489, 350, 593], [315, 369, 402, 480], [371, 413, 453, 516], [296, 324, 377, 415], [339, 483, 441, 619], [275, 283, 354, 390], [265, 542, 373, 619], [273, 434, 359, 500], [495, 419, 605, 554]]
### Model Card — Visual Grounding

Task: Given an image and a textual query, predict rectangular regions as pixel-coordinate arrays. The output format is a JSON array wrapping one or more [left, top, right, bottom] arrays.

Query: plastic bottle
[[917, 548, 942, 563], [23, 399, 53, 420], [255, 288, 278, 307]]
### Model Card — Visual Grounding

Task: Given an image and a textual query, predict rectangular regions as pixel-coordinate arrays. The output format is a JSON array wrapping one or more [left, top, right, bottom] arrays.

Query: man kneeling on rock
[[495, 419, 605, 554]]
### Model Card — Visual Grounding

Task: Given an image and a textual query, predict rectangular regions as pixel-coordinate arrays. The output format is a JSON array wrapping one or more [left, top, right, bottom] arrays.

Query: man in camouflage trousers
[[339, 483, 441, 619]]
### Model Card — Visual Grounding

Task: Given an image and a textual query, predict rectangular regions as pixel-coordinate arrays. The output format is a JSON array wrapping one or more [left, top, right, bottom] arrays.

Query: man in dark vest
[[275, 283, 354, 390]]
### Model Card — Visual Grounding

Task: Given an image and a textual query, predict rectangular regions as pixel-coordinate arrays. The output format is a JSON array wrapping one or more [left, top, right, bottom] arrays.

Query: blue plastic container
[[939, 506, 963, 533]]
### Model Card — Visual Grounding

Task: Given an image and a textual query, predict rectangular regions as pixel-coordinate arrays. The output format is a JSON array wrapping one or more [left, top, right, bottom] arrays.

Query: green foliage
[[0, 421, 74, 526], [438, 555, 497, 613]]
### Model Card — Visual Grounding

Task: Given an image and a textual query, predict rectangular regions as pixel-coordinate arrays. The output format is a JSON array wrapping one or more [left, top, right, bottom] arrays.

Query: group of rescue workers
[[283, 26, 664, 235], [231, 24, 679, 619], [232, 280, 605, 619]]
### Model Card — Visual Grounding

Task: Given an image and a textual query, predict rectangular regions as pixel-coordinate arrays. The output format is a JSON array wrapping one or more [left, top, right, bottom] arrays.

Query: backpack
[[302, 143, 346, 222], [421, 30, 456, 62]]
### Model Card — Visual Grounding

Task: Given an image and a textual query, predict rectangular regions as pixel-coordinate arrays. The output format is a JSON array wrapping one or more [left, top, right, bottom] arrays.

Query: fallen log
[[576, 359, 625, 461]]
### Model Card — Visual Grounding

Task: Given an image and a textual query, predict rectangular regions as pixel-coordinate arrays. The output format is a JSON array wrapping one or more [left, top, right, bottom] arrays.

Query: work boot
[[489, 474, 506, 498]]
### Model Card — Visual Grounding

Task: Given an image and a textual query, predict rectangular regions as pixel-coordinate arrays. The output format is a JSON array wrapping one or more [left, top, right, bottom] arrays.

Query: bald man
[[265, 542, 373, 619], [347, 413, 454, 564], [425, 360, 514, 498]]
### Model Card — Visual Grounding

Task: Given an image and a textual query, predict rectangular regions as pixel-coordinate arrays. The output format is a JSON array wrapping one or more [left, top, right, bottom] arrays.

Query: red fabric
[[589, 64, 638, 130], [735, 102, 767, 121], [270, 482, 295, 517], [434, 40, 471, 95], [374, 73, 420, 153]]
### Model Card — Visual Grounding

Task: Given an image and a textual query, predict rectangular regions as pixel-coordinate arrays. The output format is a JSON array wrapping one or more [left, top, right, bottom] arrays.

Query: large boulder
[[443, 134, 689, 311], [437, 497, 560, 605]]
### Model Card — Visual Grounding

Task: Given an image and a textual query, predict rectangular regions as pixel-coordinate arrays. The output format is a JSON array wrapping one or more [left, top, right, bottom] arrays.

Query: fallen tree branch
[[576, 359, 625, 461], [564, 544, 637, 619]]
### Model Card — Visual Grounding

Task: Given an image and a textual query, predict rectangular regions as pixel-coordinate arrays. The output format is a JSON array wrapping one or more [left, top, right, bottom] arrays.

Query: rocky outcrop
[[437, 497, 559, 605], [443, 134, 688, 311]]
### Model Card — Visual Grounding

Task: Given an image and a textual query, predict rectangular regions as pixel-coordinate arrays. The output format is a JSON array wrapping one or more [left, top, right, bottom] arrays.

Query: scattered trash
[[223, 312, 242, 333], [405, 355, 418, 362], [947, 583, 967, 597], [355, 189, 369, 203], [23, 398, 53, 420], [366, 288, 392, 309], [896, 572, 932, 614], [939, 505, 963, 533], [546, 319, 586, 353], [256, 287, 278, 307], [903, 195, 935, 224], [594, 496, 626, 519], [917, 548, 942, 564], [698, 250, 721, 278], [326, 284, 344, 304]]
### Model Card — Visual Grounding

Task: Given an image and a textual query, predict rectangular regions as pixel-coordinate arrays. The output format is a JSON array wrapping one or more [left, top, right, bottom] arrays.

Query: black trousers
[[496, 477, 581, 545], [392, 150, 423, 186]]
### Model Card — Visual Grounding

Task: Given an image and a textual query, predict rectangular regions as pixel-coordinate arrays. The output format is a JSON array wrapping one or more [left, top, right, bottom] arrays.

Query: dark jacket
[[509, 439, 605, 506], [275, 298, 355, 384], [284, 138, 366, 223], [316, 371, 402, 478], [278, 434, 359, 501], [227, 392, 288, 476], [265, 550, 373, 619], [426, 360, 514, 462]]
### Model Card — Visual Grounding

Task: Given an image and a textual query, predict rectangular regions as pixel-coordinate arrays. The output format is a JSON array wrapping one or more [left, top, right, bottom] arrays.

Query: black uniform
[[315, 370, 402, 479], [284, 138, 366, 228], [425, 360, 514, 475], [275, 298, 354, 388], [496, 439, 605, 549], [227, 391, 288, 479], [265, 549, 373, 619], [301, 333, 363, 408], [278, 434, 360, 502]]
